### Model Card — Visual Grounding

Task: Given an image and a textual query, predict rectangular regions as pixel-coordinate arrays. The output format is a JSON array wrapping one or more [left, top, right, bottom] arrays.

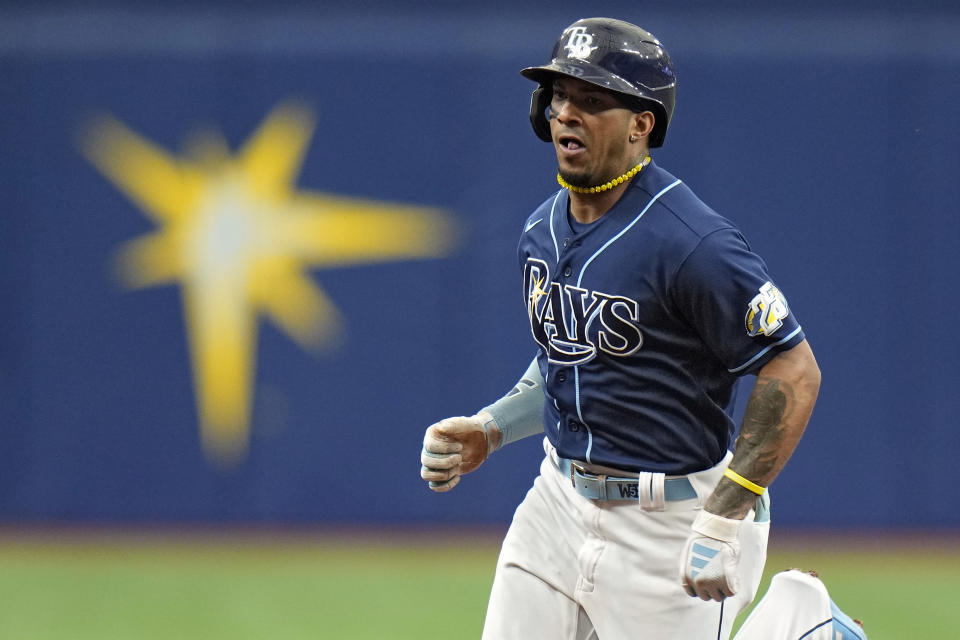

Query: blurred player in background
[[735, 569, 868, 639], [422, 17, 822, 639]]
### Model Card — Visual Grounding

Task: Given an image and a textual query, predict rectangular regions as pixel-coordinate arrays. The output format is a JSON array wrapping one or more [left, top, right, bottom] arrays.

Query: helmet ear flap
[[529, 86, 553, 142]]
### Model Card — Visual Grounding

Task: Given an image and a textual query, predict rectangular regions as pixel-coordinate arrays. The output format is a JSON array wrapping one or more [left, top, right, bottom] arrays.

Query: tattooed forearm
[[705, 378, 796, 518], [734, 378, 794, 478], [704, 341, 821, 519]]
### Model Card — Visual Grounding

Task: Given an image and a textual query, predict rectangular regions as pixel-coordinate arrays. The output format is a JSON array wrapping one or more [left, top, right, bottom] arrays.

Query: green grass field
[[0, 529, 956, 638]]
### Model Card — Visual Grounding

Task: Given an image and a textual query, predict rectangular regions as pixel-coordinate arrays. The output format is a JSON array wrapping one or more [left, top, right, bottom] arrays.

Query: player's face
[[549, 78, 640, 188]]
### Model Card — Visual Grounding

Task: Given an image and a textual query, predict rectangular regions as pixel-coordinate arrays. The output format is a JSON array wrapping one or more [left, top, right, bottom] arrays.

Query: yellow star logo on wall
[[81, 102, 455, 465]]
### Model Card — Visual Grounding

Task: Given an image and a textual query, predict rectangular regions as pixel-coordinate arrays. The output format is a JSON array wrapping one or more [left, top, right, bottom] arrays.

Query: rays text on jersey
[[524, 258, 643, 365]]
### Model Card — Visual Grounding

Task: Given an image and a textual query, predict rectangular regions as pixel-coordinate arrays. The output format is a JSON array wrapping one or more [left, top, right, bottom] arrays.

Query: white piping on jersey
[[574, 366, 596, 464], [576, 179, 682, 288], [548, 190, 562, 263], [728, 325, 803, 373], [570, 179, 682, 464]]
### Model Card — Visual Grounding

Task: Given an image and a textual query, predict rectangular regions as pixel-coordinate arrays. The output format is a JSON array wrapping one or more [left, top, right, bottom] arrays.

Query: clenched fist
[[420, 412, 500, 492], [680, 510, 743, 601]]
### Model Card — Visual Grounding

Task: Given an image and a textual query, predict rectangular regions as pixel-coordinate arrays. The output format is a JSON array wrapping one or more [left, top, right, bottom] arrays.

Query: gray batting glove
[[680, 510, 743, 601], [420, 413, 498, 492]]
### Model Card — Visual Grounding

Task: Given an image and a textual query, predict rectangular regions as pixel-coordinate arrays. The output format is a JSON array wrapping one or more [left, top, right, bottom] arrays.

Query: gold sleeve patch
[[745, 282, 790, 337]]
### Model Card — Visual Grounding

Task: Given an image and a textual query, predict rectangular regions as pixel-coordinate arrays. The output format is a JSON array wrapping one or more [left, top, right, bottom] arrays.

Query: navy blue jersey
[[518, 161, 804, 474]]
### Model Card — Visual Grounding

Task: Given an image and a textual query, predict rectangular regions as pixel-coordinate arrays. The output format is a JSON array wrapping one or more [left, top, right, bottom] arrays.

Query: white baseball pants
[[482, 439, 769, 640]]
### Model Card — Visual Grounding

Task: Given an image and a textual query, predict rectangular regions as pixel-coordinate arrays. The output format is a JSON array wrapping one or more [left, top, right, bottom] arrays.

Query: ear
[[630, 111, 656, 143]]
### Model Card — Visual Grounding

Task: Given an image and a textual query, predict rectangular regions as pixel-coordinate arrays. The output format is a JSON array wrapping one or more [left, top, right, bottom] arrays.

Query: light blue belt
[[556, 456, 698, 502]]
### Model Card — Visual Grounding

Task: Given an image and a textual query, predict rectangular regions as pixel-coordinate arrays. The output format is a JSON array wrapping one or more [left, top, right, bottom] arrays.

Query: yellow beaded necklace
[[557, 156, 651, 194]]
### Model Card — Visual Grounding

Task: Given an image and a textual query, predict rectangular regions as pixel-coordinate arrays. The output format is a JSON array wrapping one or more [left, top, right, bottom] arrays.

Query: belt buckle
[[570, 461, 608, 500], [569, 460, 588, 487]]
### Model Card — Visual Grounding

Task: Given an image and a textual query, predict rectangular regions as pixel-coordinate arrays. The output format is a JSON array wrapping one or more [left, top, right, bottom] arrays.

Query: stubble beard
[[557, 168, 597, 188], [557, 136, 637, 189]]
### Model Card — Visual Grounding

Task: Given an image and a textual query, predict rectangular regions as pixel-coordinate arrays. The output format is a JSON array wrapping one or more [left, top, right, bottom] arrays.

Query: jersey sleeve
[[672, 227, 805, 375]]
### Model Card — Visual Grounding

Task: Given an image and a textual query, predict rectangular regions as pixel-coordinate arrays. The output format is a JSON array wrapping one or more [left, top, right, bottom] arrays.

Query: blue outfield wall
[[1, 2, 958, 528]]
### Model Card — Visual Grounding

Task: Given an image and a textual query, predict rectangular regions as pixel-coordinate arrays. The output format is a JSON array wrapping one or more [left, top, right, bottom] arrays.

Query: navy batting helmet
[[521, 18, 676, 148]]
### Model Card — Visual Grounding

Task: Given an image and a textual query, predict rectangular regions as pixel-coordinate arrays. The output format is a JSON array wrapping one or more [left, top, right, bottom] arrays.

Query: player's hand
[[420, 413, 498, 492], [680, 510, 743, 601]]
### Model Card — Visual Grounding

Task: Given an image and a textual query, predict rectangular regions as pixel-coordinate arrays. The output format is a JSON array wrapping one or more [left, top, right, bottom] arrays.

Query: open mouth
[[558, 135, 585, 151]]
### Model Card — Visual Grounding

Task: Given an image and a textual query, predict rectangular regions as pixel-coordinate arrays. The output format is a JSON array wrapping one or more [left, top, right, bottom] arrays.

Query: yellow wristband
[[724, 468, 766, 495]]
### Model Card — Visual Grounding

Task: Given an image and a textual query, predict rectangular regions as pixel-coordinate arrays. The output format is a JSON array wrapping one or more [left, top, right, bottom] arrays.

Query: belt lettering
[[617, 483, 639, 499]]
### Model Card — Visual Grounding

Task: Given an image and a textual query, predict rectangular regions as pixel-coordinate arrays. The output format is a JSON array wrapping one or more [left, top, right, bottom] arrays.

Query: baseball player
[[421, 17, 821, 639], [734, 569, 868, 639]]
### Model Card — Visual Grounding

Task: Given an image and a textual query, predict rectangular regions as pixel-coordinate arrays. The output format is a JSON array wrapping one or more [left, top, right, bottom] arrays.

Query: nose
[[553, 98, 582, 126]]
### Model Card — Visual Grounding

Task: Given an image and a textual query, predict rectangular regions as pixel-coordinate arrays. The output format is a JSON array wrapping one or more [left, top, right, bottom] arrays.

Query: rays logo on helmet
[[745, 282, 790, 337], [564, 27, 597, 59]]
